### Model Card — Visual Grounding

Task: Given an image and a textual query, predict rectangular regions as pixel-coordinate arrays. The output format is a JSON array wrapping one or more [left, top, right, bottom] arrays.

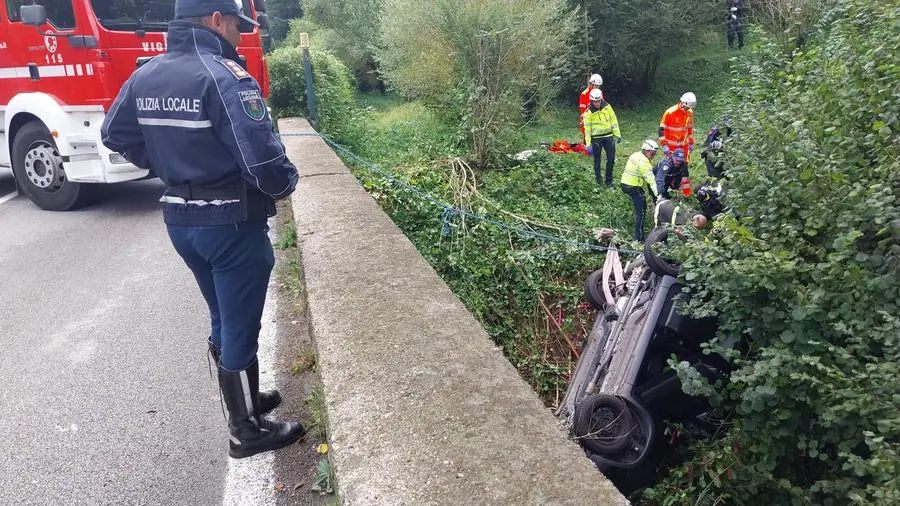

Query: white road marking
[[0, 191, 18, 205], [222, 219, 279, 506]]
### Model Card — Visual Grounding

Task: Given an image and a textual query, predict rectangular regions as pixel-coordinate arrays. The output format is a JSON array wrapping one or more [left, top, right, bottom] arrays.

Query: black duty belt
[[165, 182, 276, 222], [167, 184, 241, 201]]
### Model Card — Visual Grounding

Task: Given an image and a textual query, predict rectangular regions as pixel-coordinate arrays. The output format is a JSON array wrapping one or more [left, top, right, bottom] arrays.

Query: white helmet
[[589, 88, 603, 101], [589, 73, 603, 86], [641, 139, 659, 152], [680, 92, 697, 108]]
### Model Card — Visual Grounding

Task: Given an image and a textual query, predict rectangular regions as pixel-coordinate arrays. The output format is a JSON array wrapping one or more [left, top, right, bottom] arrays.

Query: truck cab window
[[89, 0, 256, 33], [7, 0, 76, 29]]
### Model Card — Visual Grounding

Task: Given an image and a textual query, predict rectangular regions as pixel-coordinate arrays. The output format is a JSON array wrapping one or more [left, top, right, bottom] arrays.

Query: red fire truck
[[0, 0, 270, 211]]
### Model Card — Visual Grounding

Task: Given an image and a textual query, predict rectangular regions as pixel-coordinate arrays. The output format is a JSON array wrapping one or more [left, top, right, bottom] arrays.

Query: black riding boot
[[218, 360, 306, 459], [209, 343, 282, 414]]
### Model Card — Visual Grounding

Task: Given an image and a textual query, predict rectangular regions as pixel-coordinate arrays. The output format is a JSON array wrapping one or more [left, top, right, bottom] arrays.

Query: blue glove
[[663, 145, 670, 155], [617, 137, 622, 144], [586, 145, 594, 156], [689, 144, 694, 153]]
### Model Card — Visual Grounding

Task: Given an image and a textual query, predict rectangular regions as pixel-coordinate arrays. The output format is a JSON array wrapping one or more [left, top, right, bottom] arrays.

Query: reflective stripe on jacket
[[658, 103, 695, 149], [621, 151, 656, 192], [582, 102, 620, 145]]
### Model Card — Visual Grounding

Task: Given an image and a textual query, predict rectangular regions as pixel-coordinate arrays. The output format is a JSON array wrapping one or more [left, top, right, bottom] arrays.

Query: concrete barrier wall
[[280, 117, 627, 505]]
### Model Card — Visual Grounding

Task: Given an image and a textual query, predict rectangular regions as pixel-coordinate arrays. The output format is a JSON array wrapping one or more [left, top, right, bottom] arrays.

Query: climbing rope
[[277, 130, 641, 256]]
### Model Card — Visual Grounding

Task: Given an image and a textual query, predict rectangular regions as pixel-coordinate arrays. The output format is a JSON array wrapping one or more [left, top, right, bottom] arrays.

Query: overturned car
[[557, 225, 732, 495]]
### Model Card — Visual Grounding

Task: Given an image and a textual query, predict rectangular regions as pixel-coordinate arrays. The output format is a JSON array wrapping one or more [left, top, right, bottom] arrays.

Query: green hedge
[[267, 46, 356, 137], [641, 0, 900, 504]]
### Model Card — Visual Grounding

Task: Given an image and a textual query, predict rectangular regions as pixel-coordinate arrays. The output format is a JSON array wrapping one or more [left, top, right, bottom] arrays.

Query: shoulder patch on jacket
[[214, 56, 252, 81], [238, 88, 266, 121]]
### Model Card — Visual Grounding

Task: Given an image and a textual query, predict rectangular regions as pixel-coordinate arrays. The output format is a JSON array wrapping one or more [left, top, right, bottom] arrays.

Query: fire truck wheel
[[11, 121, 93, 211]]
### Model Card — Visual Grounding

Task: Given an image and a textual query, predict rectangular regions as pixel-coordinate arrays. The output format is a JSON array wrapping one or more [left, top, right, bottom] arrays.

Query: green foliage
[[569, 0, 720, 100], [641, 0, 900, 503], [303, 0, 385, 92], [265, 0, 302, 45], [266, 46, 359, 137], [311, 457, 335, 495], [377, 0, 577, 167]]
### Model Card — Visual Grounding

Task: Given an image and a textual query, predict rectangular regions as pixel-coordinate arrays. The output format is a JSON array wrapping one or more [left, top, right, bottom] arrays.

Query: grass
[[290, 345, 317, 375], [304, 384, 328, 438]]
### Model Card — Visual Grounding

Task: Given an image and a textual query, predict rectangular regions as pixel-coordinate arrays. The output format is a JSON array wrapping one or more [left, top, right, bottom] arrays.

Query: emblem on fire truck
[[44, 35, 57, 53]]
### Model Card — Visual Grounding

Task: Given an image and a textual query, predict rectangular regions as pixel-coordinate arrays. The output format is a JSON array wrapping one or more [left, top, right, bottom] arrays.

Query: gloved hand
[[689, 144, 694, 153], [586, 145, 593, 156], [616, 137, 622, 144], [662, 145, 670, 155]]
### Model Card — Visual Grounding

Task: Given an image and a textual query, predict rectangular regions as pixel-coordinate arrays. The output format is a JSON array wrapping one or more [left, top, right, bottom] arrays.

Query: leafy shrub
[[642, 0, 900, 503], [266, 46, 357, 137], [376, 0, 577, 167]]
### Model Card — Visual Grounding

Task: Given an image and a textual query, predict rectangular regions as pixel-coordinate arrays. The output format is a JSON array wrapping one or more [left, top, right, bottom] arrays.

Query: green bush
[[266, 46, 357, 137], [642, 0, 900, 504], [377, 0, 577, 167]]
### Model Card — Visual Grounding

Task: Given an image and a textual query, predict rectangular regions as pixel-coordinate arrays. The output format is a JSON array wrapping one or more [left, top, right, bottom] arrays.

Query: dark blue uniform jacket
[[101, 21, 298, 226], [653, 155, 688, 199]]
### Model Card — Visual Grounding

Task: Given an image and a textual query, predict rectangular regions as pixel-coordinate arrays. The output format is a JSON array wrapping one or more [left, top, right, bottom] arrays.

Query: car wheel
[[643, 227, 680, 277], [583, 269, 607, 309], [574, 394, 635, 455]]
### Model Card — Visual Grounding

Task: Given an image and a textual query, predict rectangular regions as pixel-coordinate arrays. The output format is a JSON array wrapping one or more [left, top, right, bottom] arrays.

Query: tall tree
[[267, 0, 303, 44], [303, 0, 385, 92]]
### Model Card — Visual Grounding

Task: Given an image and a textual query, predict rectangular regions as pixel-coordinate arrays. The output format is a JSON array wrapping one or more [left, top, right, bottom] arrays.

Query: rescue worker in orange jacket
[[579, 74, 603, 137], [659, 92, 696, 162]]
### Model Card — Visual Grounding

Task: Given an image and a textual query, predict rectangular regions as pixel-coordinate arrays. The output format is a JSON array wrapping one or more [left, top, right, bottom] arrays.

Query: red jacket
[[659, 103, 695, 159]]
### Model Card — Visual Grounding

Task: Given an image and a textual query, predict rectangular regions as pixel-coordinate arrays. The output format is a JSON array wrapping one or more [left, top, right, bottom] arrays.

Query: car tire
[[643, 227, 680, 277], [574, 394, 634, 455], [583, 269, 607, 309], [12, 121, 93, 211]]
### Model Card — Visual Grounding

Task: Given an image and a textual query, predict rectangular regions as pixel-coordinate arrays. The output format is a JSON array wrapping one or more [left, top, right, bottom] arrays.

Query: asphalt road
[[0, 177, 280, 505]]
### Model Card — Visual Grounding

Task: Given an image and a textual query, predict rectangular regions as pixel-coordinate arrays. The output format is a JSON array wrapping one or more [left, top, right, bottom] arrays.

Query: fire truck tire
[[11, 121, 93, 211], [643, 227, 681, 277]]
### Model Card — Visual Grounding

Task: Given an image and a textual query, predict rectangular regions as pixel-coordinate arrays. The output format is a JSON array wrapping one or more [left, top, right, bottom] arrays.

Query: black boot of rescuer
[[218, 360, 305, 459], [209, 343, 282, 414]]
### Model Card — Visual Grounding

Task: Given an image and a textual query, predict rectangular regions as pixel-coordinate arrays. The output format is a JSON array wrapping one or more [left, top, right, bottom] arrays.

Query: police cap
[[175, 0, 259, 28]]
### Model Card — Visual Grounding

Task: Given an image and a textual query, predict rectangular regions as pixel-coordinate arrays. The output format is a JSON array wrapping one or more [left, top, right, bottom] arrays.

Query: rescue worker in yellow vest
[[582, 89, 621, 187], [653, 199, 708, 230], [620, 140, 660, 241]]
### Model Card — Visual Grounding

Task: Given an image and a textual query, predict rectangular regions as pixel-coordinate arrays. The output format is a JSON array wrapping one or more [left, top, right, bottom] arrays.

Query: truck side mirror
[[20, 4, 48, 26], [254, 0, 267, 13], [256, 13, 269, 30]]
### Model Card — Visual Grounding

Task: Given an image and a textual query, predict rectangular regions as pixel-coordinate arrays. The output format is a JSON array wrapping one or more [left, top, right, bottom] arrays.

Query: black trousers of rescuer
[[621, 183, 647, 241], [592, 136, 616, 186]]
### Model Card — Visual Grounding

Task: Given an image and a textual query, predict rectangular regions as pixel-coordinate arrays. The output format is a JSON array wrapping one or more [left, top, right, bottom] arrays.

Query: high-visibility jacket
[[583, 102, 620, 145], [659, 103, 695, 159], [653, 200, 689, 227], [621, 151, 656, 193]]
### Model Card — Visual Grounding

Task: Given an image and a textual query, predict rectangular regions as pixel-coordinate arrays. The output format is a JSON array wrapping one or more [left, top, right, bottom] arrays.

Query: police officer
[[653, 148, 689, 200], [101, 0, 304, 459]]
